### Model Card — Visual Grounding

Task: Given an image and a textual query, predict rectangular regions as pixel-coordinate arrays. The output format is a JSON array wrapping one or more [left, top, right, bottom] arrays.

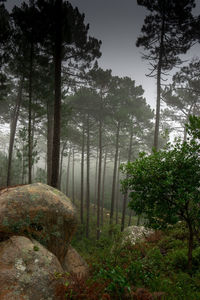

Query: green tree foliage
[[121, 116, 200, 269]]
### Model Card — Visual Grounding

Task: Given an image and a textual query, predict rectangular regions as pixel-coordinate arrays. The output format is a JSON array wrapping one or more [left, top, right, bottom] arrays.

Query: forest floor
[[56, 205, 200, 299]]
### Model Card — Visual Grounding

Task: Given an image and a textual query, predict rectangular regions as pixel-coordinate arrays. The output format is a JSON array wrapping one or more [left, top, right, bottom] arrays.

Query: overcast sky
[[5, 0, 200, 110]]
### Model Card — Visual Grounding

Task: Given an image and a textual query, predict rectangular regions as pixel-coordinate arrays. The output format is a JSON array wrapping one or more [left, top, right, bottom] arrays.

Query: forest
[[1, 0, 200, 299]]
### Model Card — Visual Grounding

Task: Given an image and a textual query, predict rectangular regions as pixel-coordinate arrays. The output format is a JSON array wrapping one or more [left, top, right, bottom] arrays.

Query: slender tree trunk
[[22, 142, 25, 184], [72, 148, 75, 203], [51, 0, 62, 188], [115, 154, 120, 225], [7, 77, 24, 186], [121, 128, 133, 231], [153, 11, 165, 151], [97, 119, 102, 240], [187, 221, 194, 270], [58, 142, 66, 190], [80, 125, 85, 224], [110, 121, 120, 227], [128, 209, 132, 226], [101, 149, 107, 226], [47, 100, 54, 185], [86, 115, 90, 238], [66, 148, 71, 196], [94, 149, 98, 211], [28, 41, 34, 184]]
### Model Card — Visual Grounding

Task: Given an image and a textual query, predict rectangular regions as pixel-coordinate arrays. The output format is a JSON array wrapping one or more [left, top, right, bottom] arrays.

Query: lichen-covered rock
[[0, 183, 77, 264], [63, 245, 89, 278], [123, 226, 154, 245], [0, 235, 63, 300]]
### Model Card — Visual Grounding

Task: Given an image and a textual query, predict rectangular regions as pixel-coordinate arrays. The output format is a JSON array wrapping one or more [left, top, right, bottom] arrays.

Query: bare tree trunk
[[51, 0, 62, 188], [97, 119, 102, 240], [7, 77, 24, 186], [187, 220, 194, 270], [94, 149, 98, 212], [66, 148, 71, 196], [101, 149, 107, 226], [110, 121, 120, 227], [128, 209, 132, 226], [115, 154, 120, 225], [80, 125, 85, 224], [86, 115, 90, 238], [153, 11, 165, 151], [28, 41, 34, 184], [121, 128, 133, 231], [58, 142, 66, 190], [47, 100, 54, 185], [72, 148, 75, 203], [137, 215, 141, 226]]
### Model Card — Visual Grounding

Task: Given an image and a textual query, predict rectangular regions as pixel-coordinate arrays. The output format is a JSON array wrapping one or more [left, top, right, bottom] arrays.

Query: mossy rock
[[0, 183, 77, 264]]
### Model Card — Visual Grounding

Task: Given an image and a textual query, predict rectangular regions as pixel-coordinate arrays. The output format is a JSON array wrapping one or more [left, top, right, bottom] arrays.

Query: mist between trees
[[1, 0, 200, 239]]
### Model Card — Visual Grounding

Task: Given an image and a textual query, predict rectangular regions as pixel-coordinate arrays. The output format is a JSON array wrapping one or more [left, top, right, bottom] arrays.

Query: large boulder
[[63, 245, 89, 278], [0, 183, 77, 264], [0, 235, 63, 300]]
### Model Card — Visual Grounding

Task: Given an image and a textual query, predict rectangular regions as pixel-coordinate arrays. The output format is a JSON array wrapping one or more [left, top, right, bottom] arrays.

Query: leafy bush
[[165, 249, 188, 271], [121, 117, 200, 269]]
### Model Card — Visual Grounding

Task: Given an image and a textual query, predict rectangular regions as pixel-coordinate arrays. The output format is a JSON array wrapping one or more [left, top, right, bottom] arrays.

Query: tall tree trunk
[[101, 149, 107, 226], [66, 148, 71, 196], [58, 142, 66, 190], [110, 121, 120, 227], [47, 100, 54, 185], [51, 0, 62, 188], [128, 209, 132, 226], [28, 41, 34, 184], [94, 149, 98, 212], [31, 109, 36, 180], [7, 77, 24, 186], [153, 10, 165, 151], [86, 115, 90, 238], [115, 154, 121, 225], [97, 119, 102, 240], [80, 125, 85, 224], [121, 128, 133, 231], [187, 220, 194, 270], [72, 148, 75, 203]]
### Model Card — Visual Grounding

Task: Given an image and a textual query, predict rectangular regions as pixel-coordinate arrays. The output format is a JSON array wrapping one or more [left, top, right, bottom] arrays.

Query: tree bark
[[80, 125, 85, 224], [187, 221, 194, 270], [28, 41, 34, 184], [66, 148, 71, 196], [7, 77, 24, 187], [51, 0, 62, 188], [72, 148, 75, 203], [58, 141, 66, 190], [94, 149, 98, 212], [110, 121, 120, 227], [47, 100, 54, 185], [115, 154, 121, 225], [97, 119, 102, 240], [101, 149, 107, 226], [121, 127, 133, 231], [128, 209, 132, 226], [153, 7, 165, 151], [86, 115, 90, 238]]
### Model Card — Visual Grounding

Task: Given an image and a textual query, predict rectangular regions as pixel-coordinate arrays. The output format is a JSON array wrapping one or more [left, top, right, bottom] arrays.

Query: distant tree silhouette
[[137, 0, 196, 150]]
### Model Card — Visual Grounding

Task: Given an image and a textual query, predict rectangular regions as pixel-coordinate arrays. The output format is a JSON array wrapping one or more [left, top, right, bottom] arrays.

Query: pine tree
[[137, 0, 196, 150]]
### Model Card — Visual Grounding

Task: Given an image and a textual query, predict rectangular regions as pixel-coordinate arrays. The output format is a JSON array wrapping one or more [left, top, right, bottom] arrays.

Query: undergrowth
[[56, 219, 200, 299]]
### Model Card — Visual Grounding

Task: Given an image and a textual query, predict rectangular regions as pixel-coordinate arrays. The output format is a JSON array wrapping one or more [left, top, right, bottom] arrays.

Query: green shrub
[[165, 248, 188, 271]]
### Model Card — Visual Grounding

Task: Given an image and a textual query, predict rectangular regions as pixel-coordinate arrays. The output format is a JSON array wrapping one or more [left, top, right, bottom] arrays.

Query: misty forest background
[[1, 0, 200, 239]]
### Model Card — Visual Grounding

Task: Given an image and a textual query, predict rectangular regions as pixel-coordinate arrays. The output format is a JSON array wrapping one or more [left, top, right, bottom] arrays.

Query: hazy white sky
[[6, 0, 200, 111]]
